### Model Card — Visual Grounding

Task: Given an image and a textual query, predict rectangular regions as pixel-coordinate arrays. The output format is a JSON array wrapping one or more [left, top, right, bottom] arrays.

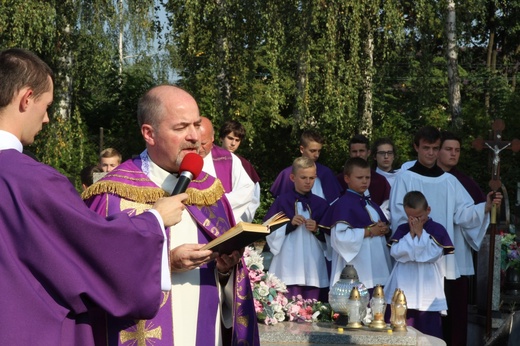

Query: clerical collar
[[409, 161, 444, 177]]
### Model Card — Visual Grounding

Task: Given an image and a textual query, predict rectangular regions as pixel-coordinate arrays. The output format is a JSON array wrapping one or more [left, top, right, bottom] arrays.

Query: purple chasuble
[[389, 219, 455, 255], [448, 167, 486, 204], [270, 162, 342, 204], [0, 149, 166, 346], [236, 154, 261, 184], [83, 157, 260, 346], [211, 145, 233, 192], [336, 169, 391, 206], [321, 190, 388, 231]]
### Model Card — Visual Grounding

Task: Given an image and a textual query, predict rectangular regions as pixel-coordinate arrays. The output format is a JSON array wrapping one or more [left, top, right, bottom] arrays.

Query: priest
[[83, 85, 259, 346]]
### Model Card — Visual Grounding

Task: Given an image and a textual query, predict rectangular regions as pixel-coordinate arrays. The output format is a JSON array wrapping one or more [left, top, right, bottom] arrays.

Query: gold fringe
[[81, 177, 226, 206], [81, 181, 167, 204], [185, 179, 225, 205]]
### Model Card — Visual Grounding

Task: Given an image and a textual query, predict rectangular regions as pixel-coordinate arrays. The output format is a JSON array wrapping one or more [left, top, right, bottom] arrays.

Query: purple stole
[[83, 157, 259, 346], [264, 189, 329, 223], [270, 162, 342, 204], [322, 190, 388, 231], [211, 145, 233, 192], [390, 219, 455, 255]]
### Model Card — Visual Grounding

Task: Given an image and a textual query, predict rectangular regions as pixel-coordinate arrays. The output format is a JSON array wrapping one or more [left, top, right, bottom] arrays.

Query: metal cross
[[472, 119, 520, 191], [472, 118, 520, 337]]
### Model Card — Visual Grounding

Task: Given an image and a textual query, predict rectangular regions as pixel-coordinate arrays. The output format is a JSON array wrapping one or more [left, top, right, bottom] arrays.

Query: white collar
[[0, 130, 23, 152], [140, 150, 179, 193]]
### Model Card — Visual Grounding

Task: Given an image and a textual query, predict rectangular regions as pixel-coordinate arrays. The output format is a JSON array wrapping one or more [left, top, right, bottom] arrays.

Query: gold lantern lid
[[349, 286, 361, 300], [396, 290, 407, 305], [372, 284, 385, 299]]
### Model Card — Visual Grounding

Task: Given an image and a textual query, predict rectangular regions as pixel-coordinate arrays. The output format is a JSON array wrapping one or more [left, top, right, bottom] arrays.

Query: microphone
[[171, 152, 204, 195]]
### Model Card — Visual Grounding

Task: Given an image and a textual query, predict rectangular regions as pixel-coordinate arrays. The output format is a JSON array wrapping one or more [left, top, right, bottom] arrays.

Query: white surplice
[[390, 170, 489, 279], [266, 202, 329, 288]]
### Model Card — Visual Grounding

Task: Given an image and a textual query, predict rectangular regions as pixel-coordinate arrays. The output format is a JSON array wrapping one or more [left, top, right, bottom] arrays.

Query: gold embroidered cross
[[120, 320, 162, 346]]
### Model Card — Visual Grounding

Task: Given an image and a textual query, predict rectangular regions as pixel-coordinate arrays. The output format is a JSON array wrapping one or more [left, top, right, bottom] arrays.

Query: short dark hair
[[218, 120, 246, 140], [343, 157, 370, 175], [414, 126, 441, 147], [403, 190, 429, 210], [440, 130, 461, 147], [0, 48, 54, 109], [371, 137, 396, 157], [349, 134, 370, 150], [300, 130, 324, 147]]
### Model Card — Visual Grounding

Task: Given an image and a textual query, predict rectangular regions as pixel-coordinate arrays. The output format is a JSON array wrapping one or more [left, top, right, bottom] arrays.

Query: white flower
[[257, 283, 270, 297], [274, 311, 286, 321]]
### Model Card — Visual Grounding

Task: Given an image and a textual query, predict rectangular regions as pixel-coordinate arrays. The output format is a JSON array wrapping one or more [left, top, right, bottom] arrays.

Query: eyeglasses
[[376, 151, 394, 157]]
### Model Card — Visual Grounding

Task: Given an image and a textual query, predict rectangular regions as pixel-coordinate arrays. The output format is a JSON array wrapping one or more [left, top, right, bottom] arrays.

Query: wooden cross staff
[[472, 119, 520, 337]]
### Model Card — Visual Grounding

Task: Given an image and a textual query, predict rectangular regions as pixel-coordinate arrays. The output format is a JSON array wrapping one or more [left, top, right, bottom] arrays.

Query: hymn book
[[201, 212, 289, 255]]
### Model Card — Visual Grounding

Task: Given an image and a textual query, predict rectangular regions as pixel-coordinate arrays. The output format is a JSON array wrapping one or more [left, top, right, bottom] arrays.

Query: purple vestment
[[270, 162, 342, 204], [236, 154, 261, 184], [83, 157, 259, 346], [448, 167, 486, 204], [336, 169, 391, 206], [0, 149, 165, 346], [210, 145, 233, 192]]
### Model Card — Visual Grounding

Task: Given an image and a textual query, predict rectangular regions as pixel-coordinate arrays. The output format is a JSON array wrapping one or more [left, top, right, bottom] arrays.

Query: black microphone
[[171, 152, 204, 195]]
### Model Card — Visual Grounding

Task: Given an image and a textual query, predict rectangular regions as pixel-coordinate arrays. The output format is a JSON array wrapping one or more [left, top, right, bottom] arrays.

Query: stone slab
[[259, 321, 445, 345], [476, 235, 502, 312]]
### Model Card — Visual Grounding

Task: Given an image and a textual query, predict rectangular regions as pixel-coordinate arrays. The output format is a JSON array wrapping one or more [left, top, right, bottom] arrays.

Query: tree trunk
[[359, 31, 374, 137], [446, 0, 461, 130]]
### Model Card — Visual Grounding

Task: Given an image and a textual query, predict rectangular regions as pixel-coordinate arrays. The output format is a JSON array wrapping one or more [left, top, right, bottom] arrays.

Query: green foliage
[[30, 108, 98, 192]]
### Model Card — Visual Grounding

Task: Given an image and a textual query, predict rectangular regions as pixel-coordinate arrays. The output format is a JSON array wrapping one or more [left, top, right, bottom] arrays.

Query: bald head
[[138, 85, 201, 173], [199, 116, 214, 158]]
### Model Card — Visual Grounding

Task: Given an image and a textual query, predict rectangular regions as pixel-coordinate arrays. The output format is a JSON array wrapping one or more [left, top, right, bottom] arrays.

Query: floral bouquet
[[244, 246, 333, 325], [284, 295, 333, 323], [244, 246, 288, 325], [501, 232, 520, 272]]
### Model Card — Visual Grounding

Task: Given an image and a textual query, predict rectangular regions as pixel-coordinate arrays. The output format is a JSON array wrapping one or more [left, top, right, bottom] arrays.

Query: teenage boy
[[270, 130, 342, 204], [372, 137, 400, 188], [99, 147, 122, 172], [218, 120, 261, 222], [389, 125, 502, 346]]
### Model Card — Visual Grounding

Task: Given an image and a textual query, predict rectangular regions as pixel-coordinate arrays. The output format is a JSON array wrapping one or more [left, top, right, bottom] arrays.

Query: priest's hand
[[215, 249, 242, 274], [485, 191, 503, 213], [215, 250, 242, 283], [169, 244, 217, 272], [152, 193, 189, 227]]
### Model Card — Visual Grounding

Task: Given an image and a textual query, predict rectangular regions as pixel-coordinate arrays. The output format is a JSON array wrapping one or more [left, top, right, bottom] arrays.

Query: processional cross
[[472, 119, 520, 337]]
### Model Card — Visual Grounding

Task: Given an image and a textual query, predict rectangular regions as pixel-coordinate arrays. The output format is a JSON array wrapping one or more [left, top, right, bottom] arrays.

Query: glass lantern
[[346, 287, 363, 328], [369, 284, 387, 329], [392, 289, 408, 332], [329, 264, 369, 325]]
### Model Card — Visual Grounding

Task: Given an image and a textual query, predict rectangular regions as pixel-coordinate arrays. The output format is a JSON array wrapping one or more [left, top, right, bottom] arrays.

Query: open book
[[200, 212, 289, 255]]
